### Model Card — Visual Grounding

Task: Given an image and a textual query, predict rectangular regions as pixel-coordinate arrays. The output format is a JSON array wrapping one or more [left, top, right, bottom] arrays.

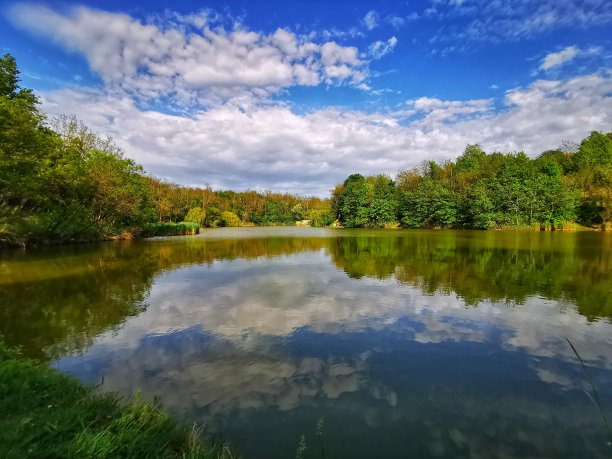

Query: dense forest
[[332, 133, 612, 230], [0, 54, 332, 246], [1, 53, 610, 247]]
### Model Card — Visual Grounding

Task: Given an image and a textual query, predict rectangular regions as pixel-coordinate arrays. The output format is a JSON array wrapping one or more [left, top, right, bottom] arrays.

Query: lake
[[1, 227, 611, 458]]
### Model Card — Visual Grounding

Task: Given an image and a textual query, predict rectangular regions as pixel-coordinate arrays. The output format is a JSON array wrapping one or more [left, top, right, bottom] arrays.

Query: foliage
[[399, 179, 457, 228], [571, 131, 612, 171], [333, 134, 611, 230], [184, 207, 206, 227], [251, 200, 295, 225], [0, 55, 153, 246], [328, 231, 612, 319], [0, 54, 331, 246], [218, 211, 241, 227], [145, 179, 329, 228], [336, 174, 398, 228], [308, 208, 335, 227], [142, 222, 199, 237], [2, 53, 610, 244], [0, 340, 235, 459]]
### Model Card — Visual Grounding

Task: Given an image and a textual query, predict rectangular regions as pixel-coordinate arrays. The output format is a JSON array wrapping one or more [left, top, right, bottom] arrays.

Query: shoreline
[[0, 342, 236, 459], [1, 222, 606, 250]]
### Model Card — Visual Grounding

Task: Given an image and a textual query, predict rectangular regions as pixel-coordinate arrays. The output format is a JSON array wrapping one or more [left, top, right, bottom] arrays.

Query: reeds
[[142, 222, 200, 237], [566, 337, 612, 447]]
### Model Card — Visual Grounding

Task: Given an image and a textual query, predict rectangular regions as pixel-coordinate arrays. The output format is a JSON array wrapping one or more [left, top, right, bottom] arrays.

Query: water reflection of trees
[[328, 231, 612, 320], [1, 231, 610, 358], [0, 237, 329, 358]]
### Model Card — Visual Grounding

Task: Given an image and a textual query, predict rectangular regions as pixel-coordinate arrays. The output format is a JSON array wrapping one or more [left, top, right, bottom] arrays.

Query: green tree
[[455, 144, 486, 173], [308, 209, 335, 227], [205, 207, 221, 227], [571, 131, 612, 171], [218, 211, 241, 227], [399, 180, 457, 228], [337, 174, 368, 227], [0, 54, 58, 244], [462, 182, 495, 229], [367, 175, 397, 227], [184, 207, 206, 227]]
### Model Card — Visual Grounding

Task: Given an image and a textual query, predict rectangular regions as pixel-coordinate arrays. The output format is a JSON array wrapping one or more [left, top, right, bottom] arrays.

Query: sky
[[1, 0, 611, 196]]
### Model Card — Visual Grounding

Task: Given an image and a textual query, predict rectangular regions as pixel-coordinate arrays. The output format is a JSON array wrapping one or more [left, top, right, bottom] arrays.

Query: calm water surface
[[1, 228, 612, 458]]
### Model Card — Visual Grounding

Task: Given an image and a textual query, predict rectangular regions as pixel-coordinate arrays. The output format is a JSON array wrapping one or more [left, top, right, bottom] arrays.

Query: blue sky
[[1, 0, 611, 195]]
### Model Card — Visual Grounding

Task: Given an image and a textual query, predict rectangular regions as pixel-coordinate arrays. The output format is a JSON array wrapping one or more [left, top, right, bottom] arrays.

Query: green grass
[[142, 222, 200, 237], [0, 343, 235, 459]]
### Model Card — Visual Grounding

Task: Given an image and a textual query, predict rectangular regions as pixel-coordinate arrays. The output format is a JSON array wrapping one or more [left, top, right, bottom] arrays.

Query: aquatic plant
[[142, 222, 200, 237], [566, 337, 612, 447]]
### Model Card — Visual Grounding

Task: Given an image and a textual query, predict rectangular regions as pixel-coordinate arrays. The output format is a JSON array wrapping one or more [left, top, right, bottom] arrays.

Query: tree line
[[0, 54, 333, 246], [332, 133, 612, 230], [146, 176, 333, 228], [2, 53, 610, 246]]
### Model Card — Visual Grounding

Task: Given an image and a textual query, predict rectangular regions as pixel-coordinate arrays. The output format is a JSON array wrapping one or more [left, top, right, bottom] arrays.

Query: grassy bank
[[142, 222, 200, 237], [0, 343, 234, 459]]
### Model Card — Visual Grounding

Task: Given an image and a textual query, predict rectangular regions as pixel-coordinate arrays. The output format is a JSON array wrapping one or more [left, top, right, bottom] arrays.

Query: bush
[[142, 222, 199, 237], [308, 209, 335, 227], [184, 207, 206, 227], [218, 211, 241, 227]]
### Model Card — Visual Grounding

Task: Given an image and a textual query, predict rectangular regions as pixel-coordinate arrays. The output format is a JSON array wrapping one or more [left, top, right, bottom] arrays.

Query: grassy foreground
[[0, 343, 235, 459]]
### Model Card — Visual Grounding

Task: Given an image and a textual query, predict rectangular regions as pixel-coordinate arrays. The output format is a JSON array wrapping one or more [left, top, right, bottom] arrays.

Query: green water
[[1, 228, 611, 458]]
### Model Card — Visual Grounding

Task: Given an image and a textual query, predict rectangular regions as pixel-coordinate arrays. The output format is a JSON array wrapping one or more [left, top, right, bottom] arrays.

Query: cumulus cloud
[[39, 70, 612, 195], [408, 96, 493, 124], [539, 46, 579, 70], [6, 4, 611, 195], [7, 4, 366, 104], [368, 36, 398, 59]]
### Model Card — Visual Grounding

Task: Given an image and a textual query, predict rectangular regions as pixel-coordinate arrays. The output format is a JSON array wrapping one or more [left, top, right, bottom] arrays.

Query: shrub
[[218, 211, 241, 227], [142, 222, 199, 237], [184, 207, 206, 227]]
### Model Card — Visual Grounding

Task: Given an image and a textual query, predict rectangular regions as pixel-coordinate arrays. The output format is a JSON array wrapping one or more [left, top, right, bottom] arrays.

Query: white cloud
[[429, 0, 612, 45], [7, 4, 367, 105], [368, 36, 398, 59], [539, 46, 579, 71], [57, 247, 612, 418], [362, 10, 379, 30], [39, 71, 612, 196], [385, 15, 405, 28], [408, 96, 493, 124]]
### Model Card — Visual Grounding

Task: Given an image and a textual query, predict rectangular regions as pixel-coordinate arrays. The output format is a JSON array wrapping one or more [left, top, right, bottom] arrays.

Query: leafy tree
[[335, 134, 611, 231], [308, 209, 335, 227], [571, 131, 612, 171], [462, 182, 495, 229], [367, 175, 397, 227], [399, 180, 457, 228], [218, 211, 241, 227], [455, 144, 486, 173], [337, 174, 368, 227], [205, 207, 221, 227], [291, 204, 304, 220], [184, 207, 206, 227]]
